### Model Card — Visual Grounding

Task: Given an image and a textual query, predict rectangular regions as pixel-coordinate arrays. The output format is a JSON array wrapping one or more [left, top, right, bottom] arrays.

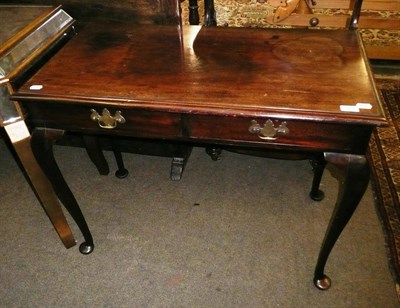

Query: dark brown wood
[[349, 0, 364, 29], [111, 138, 129, 179], [309, 154, 327, 201], [82, 134, 110, 175], [314, 152, 370, 290], [13, 23, 386, 288], [188, 0, 200, 25], [14, 25, 385, 126], [204, 0, 217, 26]]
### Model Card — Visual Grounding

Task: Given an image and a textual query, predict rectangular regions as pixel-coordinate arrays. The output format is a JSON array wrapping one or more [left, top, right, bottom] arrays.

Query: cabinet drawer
[[25, 102, 373, 153], [186, 115, 372, 153], [26, 102, 182, 139]]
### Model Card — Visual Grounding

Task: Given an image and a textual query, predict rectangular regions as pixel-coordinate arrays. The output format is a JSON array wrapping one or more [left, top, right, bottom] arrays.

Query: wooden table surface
[[16, 23, 385, 125]]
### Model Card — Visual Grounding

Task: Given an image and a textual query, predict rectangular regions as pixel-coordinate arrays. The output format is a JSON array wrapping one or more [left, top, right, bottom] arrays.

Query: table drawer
[[186, 114, 372, 153], [26, 102, 182, 139]]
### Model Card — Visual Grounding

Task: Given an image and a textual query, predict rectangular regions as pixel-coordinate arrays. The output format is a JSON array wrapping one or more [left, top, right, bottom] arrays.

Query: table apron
[[185, 114, 372, 153], [24, 102, 373, 154]]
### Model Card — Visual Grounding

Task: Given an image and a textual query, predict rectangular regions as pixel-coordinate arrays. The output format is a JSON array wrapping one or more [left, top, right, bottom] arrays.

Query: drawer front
[[26, 103, 182, 139], [26, 102, 372, 153], [186, 114, 372, 153]]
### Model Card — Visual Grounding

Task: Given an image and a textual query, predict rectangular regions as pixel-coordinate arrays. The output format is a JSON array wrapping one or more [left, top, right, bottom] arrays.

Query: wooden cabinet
[[357, 0, 399, 59], [181, 0, 400, 60]]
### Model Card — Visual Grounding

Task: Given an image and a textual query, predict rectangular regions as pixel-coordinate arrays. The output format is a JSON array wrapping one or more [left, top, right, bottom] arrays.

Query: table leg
[[111, 138, 129, 179], [4, 121, 76, 249], [31, 128, 94, 254], [309, 154, 327, 201], [313, 152, 370, 290], [82, 134, 110, 175]]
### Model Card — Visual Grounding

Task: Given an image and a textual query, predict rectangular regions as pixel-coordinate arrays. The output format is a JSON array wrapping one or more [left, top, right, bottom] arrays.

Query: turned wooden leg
[[4, 121, 76, 249], [313, 152, 370, 290], [82, 135, 110, 175], [188, 0, 200, 25], [204, 0, 217, 26], [205, 147, 222, 161], [31, 128, 94, 254], [309, 154, 327, 201]]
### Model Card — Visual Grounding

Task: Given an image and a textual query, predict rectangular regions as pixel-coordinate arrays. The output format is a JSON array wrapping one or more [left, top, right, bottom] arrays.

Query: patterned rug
[[368, 77, 400, 299]]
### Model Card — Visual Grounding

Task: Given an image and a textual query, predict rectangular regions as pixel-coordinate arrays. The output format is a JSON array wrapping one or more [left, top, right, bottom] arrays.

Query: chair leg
[[309, 154, 327, 201], [170, 144, 193, 181], [205, 145, 326, 201], [205, 147, 222, 161], [111, 138, 129, 179], [82, 135, 109, 175]]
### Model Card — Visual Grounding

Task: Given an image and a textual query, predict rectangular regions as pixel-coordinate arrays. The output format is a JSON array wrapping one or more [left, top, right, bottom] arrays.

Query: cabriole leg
[[313, 152, 369, 290]]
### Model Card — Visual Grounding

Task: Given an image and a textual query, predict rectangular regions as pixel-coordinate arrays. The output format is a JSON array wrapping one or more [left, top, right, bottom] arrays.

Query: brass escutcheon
[[248, 119, 289, 140], [90, 108, 125, 129]]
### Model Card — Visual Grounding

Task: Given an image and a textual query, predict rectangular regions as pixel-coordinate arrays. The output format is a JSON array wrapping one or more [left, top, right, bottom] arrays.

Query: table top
[[15, 23, 386, 126]]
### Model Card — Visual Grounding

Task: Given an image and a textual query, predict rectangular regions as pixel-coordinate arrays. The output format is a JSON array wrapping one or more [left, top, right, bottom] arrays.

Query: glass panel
[[0, 84, 21, 125], [0, 6, 73, 125], [0, 6, 51, 46], [0, 9, 73, 78]]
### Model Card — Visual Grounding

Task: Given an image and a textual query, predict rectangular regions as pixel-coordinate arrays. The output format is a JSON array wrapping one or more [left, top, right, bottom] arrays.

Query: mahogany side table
[[13, 23, 386, 289]]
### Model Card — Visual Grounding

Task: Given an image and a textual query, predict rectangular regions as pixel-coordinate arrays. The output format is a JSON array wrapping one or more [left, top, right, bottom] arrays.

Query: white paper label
[[340, 105, 360, 112], [29, 85, 43, 90], [356, 103, 373, 110], [340, 102, 373, 112]]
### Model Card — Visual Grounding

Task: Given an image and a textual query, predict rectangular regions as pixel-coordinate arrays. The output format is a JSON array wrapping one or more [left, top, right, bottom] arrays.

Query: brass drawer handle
[[90, 108, 126, 129], [248, 119, 289, 140]]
